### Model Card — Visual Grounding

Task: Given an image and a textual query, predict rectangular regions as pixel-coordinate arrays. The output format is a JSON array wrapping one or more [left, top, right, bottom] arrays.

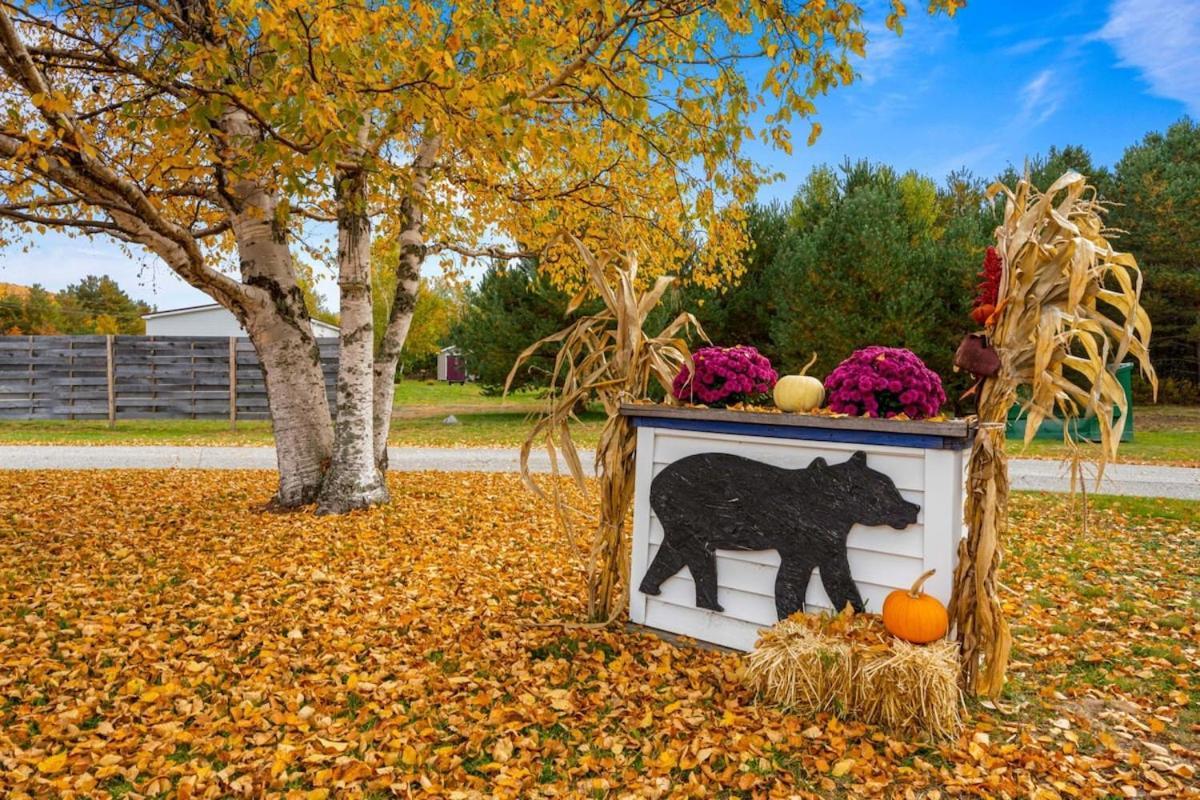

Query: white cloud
[[933, 67, 1067, 175], [1018, 68, 1063, 126], [856, 10, 956, 87], [1001, 37, 1054, 56], [1099, 0, 1200, 114]]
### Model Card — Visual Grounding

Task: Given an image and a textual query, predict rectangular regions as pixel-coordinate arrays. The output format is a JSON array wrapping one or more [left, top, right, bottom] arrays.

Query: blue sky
[[755, 0, 1199, 204], [2, 0, 1197, 310]]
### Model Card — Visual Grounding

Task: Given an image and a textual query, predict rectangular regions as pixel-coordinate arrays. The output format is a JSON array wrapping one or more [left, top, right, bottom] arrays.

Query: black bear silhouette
[[640, 450, 920, 618]]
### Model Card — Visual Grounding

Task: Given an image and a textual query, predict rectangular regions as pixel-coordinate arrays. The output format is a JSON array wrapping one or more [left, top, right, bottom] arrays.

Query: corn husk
[[506, 235, 703, 622], [950, 171, 1157, 697]]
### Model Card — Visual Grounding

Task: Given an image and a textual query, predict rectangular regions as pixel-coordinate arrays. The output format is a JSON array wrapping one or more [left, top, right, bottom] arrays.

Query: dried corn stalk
[[950, 171, 1157, 696], [507, 236, 702, 622]]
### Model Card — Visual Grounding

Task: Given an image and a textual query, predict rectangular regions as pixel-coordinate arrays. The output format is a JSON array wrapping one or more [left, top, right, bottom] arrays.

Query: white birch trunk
[[318, 167, 389, 513], [371, 136, 440, 470], [371, 202, 421, 471], [228, 211, 334, 507], [220, 107, 334, 507], [248, 316, 335, 506]]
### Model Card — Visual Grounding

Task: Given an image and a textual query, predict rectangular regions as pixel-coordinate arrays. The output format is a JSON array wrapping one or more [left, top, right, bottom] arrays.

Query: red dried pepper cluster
[[971, 246, 1003, 326]]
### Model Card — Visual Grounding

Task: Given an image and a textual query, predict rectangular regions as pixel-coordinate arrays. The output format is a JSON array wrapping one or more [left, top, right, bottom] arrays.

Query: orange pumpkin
[[882, 569, 949, 644]]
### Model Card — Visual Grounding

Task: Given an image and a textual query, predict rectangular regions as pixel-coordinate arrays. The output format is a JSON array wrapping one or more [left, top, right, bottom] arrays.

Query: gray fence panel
[[0, 335, 339, 421]]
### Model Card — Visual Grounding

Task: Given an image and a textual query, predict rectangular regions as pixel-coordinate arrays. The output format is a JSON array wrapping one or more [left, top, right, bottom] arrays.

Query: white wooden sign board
[[625, 409, 971, 651]]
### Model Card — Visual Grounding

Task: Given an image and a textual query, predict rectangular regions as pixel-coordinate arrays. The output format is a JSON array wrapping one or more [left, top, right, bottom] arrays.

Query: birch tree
[[0, 0, 961, 513]]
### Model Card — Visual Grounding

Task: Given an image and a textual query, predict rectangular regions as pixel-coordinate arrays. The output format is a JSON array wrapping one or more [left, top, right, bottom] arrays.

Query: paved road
[[0, 445, 1197, 500]]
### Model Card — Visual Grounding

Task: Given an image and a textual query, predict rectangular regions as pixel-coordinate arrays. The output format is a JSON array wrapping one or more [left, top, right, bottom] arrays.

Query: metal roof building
[[142, 304, 339, 338]]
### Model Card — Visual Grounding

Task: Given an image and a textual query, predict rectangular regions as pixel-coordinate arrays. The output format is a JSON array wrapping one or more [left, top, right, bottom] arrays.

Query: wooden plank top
[[619, 402, 976, 439]]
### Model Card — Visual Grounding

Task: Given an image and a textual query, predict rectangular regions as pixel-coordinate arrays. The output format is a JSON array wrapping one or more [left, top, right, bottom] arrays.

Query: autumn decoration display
[[882, 570, 950, 645], [949, 171, 1157, 697], [824, 346, 946, 419], [747, 610, 962, 739], [671, 345, 777, 407], [772, 353, 826, 412], [508, 236, 702, 622]]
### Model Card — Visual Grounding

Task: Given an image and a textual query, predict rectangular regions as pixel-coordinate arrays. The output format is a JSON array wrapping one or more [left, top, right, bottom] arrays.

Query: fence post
[[105, 334, 116, 428], [229, 336, 238, 431]]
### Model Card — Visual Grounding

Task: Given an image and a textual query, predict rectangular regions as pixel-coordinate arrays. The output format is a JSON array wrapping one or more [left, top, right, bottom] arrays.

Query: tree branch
[[428, 242, 535, 260]]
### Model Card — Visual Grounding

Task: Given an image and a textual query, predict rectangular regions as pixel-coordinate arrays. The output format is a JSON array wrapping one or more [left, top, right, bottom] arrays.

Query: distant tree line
[[452, 117, 1200, 407], [0, 274, 150, 335]]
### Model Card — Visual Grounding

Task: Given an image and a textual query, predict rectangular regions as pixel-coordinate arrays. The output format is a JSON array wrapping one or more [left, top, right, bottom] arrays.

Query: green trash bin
[[1006, 362, 1134, 442]]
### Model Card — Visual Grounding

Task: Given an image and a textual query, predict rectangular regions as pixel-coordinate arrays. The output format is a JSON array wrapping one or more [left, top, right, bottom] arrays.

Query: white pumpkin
[[773, 352, 825, 412], [774, 374, 825, 412]]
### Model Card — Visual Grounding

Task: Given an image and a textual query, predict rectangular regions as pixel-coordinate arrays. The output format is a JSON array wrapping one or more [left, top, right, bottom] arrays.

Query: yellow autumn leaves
[[35, 753, 67, 775], [0, 472, 1195, 798], [3, 1, 966, 296]]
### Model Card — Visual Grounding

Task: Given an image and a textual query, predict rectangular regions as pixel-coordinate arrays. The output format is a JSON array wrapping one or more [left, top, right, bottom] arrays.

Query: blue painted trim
[[633, 416, 958, 450]]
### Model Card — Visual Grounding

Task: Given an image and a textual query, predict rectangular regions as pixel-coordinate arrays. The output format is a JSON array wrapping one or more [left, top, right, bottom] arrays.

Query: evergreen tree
[[1108, 118, 1200, 397], [994, 145, 1115, 198], [449, 260, 580, 394], [685, 203, 791, 363], [765, 162, 986, 408], [57, 275, 150, 334]]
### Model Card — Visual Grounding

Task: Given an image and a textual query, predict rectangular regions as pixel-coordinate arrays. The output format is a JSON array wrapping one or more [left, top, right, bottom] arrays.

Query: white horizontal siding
[[630, 426, 966, 651], [649, 570, 910, 620], [641, 600, 764, 651]]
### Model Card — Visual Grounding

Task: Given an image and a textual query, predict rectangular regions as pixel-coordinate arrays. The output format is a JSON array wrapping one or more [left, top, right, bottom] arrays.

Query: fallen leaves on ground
[[0, 472, 1195, 798]]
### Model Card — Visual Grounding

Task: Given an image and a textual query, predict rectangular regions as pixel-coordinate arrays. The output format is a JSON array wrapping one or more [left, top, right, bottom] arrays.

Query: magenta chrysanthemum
[[823, 346, 945, 419], [672, 345, 777, 407]]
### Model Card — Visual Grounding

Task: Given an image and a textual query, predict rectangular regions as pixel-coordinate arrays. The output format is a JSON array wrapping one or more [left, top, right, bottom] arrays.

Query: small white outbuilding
[[436, 346, 468, 383], [142, 303, 340, 338]]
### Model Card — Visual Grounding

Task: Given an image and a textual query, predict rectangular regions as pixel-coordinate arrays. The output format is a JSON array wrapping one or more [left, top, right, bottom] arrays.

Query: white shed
[[436, 346, 468, 383], [142, 304, 339, 338]]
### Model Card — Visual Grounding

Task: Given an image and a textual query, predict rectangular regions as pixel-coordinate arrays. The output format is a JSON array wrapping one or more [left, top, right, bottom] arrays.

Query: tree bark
[[248, 315, 334, 506], [219, 107, 334, 508], [372, 135, 441, 471], [318, 165, 389, 513], [371, 196, 422, 472]]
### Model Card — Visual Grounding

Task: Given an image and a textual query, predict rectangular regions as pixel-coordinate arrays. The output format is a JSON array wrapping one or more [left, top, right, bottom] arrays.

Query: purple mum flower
[[822, 347, 945, 420], [673, 345, 778, 407]]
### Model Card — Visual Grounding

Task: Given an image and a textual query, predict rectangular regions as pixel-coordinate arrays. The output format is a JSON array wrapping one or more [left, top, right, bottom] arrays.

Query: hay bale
[[746, 613, 964, 739], [745, 618, 853, 715], [855, 639, 964, 739]]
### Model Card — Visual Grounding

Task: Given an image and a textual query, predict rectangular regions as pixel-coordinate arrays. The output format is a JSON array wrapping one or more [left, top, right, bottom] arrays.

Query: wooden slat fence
[[0, 335, 338, 424]]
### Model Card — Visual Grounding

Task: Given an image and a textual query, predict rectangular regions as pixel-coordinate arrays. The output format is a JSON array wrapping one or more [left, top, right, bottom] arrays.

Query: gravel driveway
[[1, 445, 1196, 499]]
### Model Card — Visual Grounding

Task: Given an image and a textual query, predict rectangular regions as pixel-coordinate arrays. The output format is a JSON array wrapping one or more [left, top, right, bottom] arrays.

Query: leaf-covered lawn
[[0, 473, 1195, 799]]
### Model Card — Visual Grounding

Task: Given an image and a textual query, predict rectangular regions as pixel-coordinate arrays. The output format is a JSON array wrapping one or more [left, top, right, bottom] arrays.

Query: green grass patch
[[1016, 491, 1200, 522], [0, 380, 605, 448], [1017, 429, 1199, 466], [1014, 405, 1199, 465], [2, 391, 1192, 457]]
